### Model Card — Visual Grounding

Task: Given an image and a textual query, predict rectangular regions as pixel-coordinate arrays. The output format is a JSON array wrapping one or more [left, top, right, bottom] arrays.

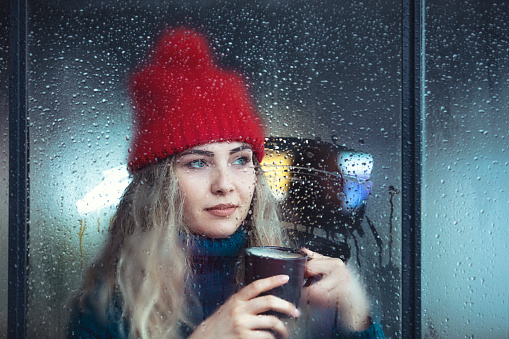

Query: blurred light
[[337, 150, 373, 180], [76, 166, 131, 215], [337, 150, 374, 214], [261, 150, 293, 201], [339, 177, 373, 213]]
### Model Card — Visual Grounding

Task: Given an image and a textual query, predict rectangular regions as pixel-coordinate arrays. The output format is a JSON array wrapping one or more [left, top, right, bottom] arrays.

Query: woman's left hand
[[301, 248, 371, 332]]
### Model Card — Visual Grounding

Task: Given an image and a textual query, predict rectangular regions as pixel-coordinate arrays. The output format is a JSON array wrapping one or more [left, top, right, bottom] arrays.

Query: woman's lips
[[205, 204, 237, 217]]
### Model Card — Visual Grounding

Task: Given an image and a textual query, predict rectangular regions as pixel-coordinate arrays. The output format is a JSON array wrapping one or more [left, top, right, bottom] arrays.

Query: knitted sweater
[[67, 228, 385, 338]]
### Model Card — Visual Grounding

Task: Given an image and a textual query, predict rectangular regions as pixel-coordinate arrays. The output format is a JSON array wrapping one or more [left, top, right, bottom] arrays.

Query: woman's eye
[[187, 159, 206, 168], [233, 156, 250, 166]]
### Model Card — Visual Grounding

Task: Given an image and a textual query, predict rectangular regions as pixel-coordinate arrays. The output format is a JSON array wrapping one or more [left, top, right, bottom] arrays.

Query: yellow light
[[261, 149, 294, 201]]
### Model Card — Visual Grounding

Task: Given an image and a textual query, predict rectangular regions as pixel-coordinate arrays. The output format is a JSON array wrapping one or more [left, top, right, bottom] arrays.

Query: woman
[[67, 28, 385, 338]]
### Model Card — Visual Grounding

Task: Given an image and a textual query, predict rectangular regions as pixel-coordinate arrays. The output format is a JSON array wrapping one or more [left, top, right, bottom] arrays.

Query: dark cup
[[245, 246, 307, 313]]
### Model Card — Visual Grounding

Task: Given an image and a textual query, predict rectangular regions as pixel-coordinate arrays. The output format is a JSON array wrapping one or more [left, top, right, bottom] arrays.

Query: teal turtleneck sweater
[[67, 227, 385, 338], [184, 227, 249, 321]]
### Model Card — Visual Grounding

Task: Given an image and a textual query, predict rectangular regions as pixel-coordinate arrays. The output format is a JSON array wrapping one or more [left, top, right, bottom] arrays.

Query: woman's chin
[[190, 222, 241, 239]]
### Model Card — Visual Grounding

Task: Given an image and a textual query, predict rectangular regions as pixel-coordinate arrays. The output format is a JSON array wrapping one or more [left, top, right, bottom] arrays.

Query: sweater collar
[[183, 226, 249, 258]]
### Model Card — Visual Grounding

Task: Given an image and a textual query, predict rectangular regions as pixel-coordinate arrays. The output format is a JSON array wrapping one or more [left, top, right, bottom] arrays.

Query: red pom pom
[[152, 28, 212, 69]]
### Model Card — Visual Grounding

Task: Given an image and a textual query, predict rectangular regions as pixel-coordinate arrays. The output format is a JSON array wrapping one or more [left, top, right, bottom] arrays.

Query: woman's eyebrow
[[229, 145, 253, 154], [178, 145, 252, 158], [178, 149, 214, 157]]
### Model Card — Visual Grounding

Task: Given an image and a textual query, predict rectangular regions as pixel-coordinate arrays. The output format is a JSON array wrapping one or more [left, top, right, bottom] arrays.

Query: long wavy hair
[[79, 155, 287, 338]]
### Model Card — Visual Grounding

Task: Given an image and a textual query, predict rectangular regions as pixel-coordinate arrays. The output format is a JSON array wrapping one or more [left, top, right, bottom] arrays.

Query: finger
[[238, 275, 289, 300], [248, 315, 289, 339], [304, 258, 328, 278], [249, 295, 300, 318], [307, 273, 346, 296], [304, 259, 330, 277], [304, 273, 324, 285], [301, 247, 326, 259], [305, 256, 346, 277]]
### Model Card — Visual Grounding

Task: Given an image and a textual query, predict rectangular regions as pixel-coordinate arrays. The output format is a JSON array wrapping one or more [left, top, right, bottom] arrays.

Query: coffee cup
[[245, 246, 307, 312]]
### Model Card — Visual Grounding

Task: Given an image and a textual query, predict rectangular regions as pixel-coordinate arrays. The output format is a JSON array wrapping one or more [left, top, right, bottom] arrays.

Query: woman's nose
[[211, 165, 235, 194]]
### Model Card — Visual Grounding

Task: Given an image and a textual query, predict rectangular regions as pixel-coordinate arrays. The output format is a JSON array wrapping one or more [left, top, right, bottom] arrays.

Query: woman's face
[[175, 141, 257, 238]]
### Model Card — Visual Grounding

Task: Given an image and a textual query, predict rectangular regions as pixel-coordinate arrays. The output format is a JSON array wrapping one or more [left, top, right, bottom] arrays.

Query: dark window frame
[[8, 0, 29, 338], [401, 0, 422, 337]]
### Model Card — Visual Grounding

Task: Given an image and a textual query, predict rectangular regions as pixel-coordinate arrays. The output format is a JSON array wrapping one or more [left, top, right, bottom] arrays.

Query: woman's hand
[[189, 275, 300, 339], [301, 248, 371, 332]]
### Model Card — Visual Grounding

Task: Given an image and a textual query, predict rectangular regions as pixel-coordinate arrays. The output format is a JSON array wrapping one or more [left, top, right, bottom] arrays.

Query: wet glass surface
[[422, 0, 509, 337], [23, 0, 401, 337], [3, 1, 507, 337]]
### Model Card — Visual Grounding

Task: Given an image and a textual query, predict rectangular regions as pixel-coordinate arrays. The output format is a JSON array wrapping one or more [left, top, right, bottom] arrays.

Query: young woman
[[67, 28, 385, 339]]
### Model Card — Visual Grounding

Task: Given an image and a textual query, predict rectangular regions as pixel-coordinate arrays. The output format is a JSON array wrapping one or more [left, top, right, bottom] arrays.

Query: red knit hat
[[127, 28, 265, 172]]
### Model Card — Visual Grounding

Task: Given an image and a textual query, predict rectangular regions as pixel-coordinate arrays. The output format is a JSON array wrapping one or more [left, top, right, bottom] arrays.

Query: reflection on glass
[[75, 166, 129, 215], [26, 0, 402, 337]]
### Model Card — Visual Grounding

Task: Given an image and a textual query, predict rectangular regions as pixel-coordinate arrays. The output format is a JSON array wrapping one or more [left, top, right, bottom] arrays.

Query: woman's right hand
[[189, 274, 300, 339]]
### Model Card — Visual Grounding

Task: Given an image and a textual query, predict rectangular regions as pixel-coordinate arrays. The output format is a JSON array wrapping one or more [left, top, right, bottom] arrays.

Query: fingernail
[[279, 275, 289, 283], [292, 308, 301, 318]]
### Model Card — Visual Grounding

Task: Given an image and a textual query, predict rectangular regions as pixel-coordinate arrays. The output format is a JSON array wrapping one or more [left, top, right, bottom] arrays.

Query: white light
[[76, 166, 131, 215], [337, 150, 374, 180]]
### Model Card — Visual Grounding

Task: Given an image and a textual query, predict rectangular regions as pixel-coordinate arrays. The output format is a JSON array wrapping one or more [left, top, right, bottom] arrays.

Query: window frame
[[8, 0, 29, 338], [7, 0, 423, 337]]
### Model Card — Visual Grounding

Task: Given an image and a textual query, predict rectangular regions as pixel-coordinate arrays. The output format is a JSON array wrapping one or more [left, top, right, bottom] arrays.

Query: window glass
[[422, 0, 509, 337], [26, 0, 402, 337]]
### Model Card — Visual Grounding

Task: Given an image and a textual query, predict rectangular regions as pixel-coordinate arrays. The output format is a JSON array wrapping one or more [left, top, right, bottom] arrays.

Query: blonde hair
[[79, 155, 287, 338]]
